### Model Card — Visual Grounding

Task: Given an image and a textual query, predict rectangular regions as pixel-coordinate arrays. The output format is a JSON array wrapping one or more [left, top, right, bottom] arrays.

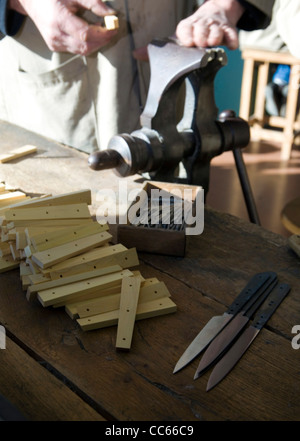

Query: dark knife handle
[[252, 283, 290, 330], [226, 271, 277, 316], [244, 278, 278, 319]]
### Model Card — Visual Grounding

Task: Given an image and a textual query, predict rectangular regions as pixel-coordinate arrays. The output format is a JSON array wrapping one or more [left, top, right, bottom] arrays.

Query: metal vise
[[88, 38, 250, 195]]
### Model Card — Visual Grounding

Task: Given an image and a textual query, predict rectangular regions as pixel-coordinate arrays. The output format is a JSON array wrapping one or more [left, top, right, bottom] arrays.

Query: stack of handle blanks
[[0, 183, 176, 349]]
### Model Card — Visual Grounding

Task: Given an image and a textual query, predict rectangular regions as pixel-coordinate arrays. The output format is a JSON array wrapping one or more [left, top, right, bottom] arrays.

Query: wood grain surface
[[0, 121, 299, 421]]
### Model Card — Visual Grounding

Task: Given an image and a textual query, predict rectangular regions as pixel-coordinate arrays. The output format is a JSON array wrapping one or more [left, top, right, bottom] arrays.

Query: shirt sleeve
[[0, 0, 25, 39], [237, 0, 274, 30]]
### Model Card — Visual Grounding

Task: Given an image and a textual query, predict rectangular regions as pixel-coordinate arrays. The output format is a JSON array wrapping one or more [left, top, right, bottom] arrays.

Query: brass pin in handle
[[88, 150, 123, 171]]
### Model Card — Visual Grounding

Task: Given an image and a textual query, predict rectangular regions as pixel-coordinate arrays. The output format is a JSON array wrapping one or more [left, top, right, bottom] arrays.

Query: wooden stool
[[281, 196, 300, 234], [239, 49, 300, 160]]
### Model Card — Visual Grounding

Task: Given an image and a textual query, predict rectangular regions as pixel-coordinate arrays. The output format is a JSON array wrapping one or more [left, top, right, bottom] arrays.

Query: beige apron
[[0, 0, 195, 153]]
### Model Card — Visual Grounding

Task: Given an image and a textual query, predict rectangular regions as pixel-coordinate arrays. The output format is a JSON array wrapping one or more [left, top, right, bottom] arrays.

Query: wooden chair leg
[[239, 49, 300, 159], [253, 61, 269, 125], [281, 65, 300, 160], [239, 57, 255, 120]]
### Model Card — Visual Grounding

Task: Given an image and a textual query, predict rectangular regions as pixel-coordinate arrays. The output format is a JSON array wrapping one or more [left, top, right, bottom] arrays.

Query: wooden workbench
[[0, 121, 299, 422]]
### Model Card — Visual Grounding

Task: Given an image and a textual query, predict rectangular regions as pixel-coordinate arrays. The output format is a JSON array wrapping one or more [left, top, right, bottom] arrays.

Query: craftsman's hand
[[8, 0, 118, 55], [176, 0, 245, 50]]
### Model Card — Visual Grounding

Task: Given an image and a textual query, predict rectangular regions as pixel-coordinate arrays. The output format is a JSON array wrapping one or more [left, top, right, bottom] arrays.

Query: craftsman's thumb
[[84, 0, 116, 16]]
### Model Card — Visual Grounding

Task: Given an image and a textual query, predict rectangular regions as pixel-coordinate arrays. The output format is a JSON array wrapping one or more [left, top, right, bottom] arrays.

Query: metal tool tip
[[206, 384, 213, 392], [173, 364, 181, 374], [193, 366, 205, 380], [206, 379, 216, 392]]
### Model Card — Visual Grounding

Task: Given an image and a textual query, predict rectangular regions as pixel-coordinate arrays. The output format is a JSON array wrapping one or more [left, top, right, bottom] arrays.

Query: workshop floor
[[206, 139, 300, 238]]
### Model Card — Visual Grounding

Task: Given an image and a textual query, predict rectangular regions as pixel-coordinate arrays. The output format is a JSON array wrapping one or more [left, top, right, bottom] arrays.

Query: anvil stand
[[89, 39, 260, 225]]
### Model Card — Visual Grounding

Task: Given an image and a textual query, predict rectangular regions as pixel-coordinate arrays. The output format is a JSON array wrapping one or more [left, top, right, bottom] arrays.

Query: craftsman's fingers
[[81, 24, 118, 54], [40, 15, 117, 55], [16, 0, 118, 55], [203, 22, 224, 46], [176, 16, 238, 50], [219, 25, 239, 50], [176, 0, 242, 50], [176, 16, 201, 47], [201, 21, 239, 50], [52, 26, 117, 55], [59, 12, 118, 55]]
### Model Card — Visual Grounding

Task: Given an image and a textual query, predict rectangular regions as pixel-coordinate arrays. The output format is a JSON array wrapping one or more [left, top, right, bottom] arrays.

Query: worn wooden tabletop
[[0, 121, 299, 422]]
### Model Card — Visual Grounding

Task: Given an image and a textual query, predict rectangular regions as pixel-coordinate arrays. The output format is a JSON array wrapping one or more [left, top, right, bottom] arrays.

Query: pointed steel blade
[[194, 311, 249, 379], [206, 326, 259, 391], [173, 313, 232, 373]]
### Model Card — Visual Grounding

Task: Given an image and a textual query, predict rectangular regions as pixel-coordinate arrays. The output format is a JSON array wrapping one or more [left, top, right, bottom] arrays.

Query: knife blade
[[193, 275, 278, 379], [173, 271, 276, 374], [206, 282, 290, 391]]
